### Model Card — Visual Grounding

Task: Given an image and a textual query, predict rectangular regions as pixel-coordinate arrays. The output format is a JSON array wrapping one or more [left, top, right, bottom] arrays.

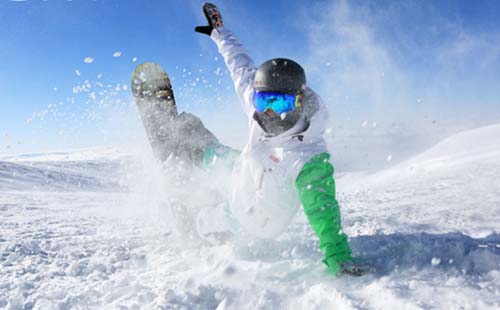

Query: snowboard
[[131, 62, 221, 164], [131, 62, 178, 162]]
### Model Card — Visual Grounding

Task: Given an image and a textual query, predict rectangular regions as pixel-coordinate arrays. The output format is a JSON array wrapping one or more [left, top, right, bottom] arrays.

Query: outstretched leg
[[131, 62, 222, 165]]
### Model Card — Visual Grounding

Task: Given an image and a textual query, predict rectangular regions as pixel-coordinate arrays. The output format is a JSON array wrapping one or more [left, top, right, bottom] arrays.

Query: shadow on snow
[[232, 232, 499, 277], [351, 232, 500, 276]]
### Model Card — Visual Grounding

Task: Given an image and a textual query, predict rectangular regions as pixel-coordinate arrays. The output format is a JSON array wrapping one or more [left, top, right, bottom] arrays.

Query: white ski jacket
[[211, 28, 330, 238]]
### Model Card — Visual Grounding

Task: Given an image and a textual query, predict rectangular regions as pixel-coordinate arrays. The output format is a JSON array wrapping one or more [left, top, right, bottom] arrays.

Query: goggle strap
[[294, 93, 302, 109]]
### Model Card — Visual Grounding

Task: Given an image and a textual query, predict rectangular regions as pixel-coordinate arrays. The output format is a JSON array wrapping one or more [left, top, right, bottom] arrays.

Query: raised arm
[[210, 29, 256, 116], [195, 3, 256, 116]]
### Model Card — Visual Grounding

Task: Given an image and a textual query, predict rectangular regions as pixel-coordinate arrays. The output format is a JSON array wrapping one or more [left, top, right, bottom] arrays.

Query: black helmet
[[253, 58, 307, 136], [254, 58, 306, 93]]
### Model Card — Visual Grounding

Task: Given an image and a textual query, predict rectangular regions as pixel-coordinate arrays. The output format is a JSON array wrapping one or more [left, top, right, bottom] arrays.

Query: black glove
[[195, 2, 224, 36], [340, 261, 369, 277]]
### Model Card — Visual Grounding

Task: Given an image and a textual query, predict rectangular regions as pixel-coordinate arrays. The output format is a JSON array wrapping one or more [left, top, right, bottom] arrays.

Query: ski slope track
[[0, 126, 499, 309]]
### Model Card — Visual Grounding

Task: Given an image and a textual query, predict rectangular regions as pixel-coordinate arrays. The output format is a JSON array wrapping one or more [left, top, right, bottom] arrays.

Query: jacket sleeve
[[295, 152, 352, 274], [211, 28, 256, 117]]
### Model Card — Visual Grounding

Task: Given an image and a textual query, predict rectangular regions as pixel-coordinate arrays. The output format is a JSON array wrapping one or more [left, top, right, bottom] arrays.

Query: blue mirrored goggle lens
[[253, 91, 297, 114]]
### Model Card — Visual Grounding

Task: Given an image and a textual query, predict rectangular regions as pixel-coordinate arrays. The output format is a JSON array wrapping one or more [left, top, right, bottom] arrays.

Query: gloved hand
[[195, 2, 224, 36], [340, 260, 367, 277], [325, 257, 367, 277]]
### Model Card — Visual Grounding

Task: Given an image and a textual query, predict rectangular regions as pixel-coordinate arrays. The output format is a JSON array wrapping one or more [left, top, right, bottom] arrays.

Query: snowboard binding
[[131, 62, 177, 117]]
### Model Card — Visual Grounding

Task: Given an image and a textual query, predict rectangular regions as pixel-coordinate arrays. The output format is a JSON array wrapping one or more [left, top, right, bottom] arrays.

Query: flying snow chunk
[[132, 57, 138, 62], [387, 154, 392, 162], [84, 57, 94, 64], [75, 69, 81, 76], [113, 51, 122, 57], [431, 257, 441, 266]]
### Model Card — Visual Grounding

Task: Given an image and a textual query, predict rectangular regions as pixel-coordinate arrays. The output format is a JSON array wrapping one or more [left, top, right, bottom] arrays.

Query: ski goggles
[[252, 91, 302, 114]]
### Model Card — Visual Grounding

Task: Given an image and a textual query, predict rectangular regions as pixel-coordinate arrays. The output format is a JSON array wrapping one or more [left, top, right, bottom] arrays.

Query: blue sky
[[1, 0, 499, 154]]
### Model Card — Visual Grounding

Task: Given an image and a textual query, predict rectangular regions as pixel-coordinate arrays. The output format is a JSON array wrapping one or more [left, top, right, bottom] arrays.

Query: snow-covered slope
[[0, 126, 499, 309], [0, 146, 130, 163], [339, 123, 500, 237], [0, 147, 132, 191]]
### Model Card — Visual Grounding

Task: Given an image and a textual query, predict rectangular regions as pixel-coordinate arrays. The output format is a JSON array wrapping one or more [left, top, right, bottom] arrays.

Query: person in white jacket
[[193, 3, 362, 276], [131, 3, 362, 276]]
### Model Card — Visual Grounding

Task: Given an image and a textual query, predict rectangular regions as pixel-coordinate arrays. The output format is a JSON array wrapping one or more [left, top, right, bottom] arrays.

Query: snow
[[1, 125, 499, 309]]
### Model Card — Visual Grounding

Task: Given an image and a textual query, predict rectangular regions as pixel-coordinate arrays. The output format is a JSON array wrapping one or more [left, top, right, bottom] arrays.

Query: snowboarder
[[131, 2, 363, 276]]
